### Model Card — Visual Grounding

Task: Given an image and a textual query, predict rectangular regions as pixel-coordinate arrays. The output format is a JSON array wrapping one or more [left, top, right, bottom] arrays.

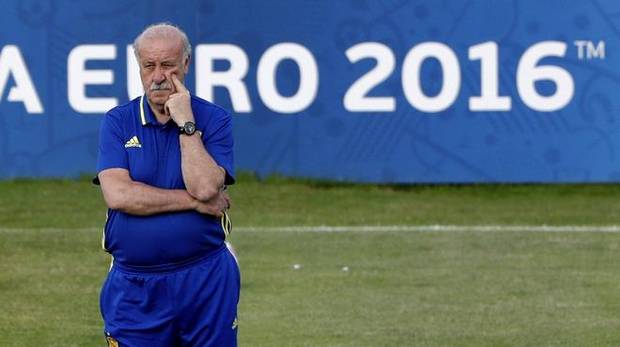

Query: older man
[[96, 23, 238, 346]]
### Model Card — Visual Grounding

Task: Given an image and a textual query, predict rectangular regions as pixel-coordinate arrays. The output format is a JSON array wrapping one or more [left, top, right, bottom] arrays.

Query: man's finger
[[170, 74, 188, 94], [164, 101, 171, 116]]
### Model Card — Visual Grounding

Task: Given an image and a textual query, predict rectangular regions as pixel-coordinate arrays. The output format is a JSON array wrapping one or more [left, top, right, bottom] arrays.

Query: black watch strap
[[179, 121, 197, 135]]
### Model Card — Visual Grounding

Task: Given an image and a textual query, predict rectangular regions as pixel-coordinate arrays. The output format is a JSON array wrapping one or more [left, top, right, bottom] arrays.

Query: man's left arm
[[166, 74, 227, 201], [179, 131, 226, 201]]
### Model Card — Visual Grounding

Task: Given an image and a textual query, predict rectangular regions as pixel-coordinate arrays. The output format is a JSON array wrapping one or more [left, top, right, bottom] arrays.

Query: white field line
[[235, 225, 620, 233], [2, 225, 620, 234]]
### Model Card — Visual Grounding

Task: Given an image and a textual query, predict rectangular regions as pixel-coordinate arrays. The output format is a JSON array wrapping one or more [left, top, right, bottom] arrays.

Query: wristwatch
[[179, 121, 197, 136]]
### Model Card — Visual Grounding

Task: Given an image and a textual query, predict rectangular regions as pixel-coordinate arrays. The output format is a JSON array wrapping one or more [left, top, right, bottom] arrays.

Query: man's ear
[[183, 55, 190, 74]]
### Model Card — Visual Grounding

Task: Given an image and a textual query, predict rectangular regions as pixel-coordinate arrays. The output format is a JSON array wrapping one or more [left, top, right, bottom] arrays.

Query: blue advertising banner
[[0, 0, 619, 183]]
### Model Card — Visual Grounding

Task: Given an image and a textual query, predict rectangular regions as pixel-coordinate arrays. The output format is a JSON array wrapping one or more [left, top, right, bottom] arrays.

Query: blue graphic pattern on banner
[[0, 0, 619, 183]]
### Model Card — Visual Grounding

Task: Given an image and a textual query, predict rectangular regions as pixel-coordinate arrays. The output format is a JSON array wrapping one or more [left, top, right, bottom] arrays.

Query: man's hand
[[164, 74, 194, 126], [194, 190, 231, 217]]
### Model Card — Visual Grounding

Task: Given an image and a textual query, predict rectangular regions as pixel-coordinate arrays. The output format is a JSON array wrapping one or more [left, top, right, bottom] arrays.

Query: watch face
[[184, 122, 196, 135]]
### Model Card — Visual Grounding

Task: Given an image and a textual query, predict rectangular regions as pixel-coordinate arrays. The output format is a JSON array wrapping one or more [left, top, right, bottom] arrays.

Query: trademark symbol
[[574, 40, 605, 60]]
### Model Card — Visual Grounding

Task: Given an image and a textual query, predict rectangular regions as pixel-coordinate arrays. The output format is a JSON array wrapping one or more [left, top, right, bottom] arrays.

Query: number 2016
[[344, 41, 574, 113]]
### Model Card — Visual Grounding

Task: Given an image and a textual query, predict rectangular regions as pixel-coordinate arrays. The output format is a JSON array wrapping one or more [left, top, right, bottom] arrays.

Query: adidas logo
[[124, 136, 142, 148]]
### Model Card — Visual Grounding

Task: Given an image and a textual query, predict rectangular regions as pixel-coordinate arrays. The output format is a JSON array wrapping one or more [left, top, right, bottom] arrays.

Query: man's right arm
[[98, 168, 229, 216]]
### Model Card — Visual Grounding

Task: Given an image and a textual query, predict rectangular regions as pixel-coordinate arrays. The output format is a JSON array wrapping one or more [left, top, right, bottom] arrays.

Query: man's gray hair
[[133, 22, 192, 60]]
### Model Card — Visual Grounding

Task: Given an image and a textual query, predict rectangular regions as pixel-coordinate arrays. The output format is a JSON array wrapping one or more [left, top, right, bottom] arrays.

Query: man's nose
[[152, 67, 166, 84]]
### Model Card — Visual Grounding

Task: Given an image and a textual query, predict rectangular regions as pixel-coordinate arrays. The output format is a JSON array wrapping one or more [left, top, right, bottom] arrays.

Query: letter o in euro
[[257, 43, 318, 114]]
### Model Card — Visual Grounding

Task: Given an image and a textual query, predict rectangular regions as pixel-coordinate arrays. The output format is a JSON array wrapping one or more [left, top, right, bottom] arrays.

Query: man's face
[[137, 37, 189, 108]]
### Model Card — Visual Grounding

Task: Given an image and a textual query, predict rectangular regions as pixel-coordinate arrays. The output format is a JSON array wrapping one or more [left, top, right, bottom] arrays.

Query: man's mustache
[[150, 81, 172, 91]]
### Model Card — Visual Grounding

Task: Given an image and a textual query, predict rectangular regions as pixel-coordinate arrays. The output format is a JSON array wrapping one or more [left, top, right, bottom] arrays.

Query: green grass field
[[2, 174, 620, 346]]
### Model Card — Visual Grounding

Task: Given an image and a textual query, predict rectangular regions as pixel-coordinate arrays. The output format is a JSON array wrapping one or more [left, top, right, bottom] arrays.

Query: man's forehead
[[138, 37, 184, 60]]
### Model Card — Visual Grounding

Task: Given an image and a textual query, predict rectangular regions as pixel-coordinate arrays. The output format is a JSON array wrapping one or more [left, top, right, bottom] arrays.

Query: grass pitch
[[1, 175, 620, 346]]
